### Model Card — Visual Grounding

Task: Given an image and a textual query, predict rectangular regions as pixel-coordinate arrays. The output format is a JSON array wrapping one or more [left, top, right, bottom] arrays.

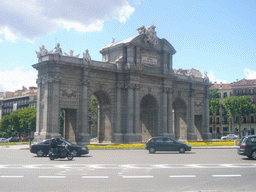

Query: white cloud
[[0, 39, 2, 43], [0, 0, 135, 42], [244, 68, 256, 79], [0, 67, 37, 92], [208, 71, 227, 84]]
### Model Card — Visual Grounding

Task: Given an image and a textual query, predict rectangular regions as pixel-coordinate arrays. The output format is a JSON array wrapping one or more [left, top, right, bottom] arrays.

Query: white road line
[[82, 176, 109, 179], [122, 176, 154, 179], [169, 175, 196, 178], [212, 175, 242, 177], [38, 176, 66, 179], [0, 176, 24, 178]]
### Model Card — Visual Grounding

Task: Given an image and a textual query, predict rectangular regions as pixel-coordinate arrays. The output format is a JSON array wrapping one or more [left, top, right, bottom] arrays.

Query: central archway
[[140, 94, 158, 142]]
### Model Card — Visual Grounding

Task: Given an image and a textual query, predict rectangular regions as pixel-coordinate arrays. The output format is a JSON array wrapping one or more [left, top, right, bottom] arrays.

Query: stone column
[[113, 84, 123, 143], [134, 84, 141, 142], [188, 87, 197, 141], [34, 78, 42, 142], [126, 46, 135, 69], [203, 86, 212, 140], [162, 88, 168, 135], [124, 84, 135, 142], [79, 74, 90, 145], [167, 91, 175, 138]]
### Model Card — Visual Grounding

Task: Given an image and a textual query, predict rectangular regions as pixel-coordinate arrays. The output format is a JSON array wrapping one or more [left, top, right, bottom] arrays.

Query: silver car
[[221, 134, 239, 140], [0, 138, 8, 143]]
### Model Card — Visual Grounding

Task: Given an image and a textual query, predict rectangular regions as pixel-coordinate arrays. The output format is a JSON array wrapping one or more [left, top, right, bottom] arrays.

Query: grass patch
[[87, 140, 240, 150]]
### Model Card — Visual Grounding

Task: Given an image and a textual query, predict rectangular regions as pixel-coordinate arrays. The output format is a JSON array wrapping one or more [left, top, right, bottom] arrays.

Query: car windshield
[[63, 140, 73, 145]]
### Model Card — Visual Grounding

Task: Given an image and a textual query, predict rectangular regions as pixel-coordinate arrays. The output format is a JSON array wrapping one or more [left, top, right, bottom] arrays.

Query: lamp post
[[28, 124, 31, 148]]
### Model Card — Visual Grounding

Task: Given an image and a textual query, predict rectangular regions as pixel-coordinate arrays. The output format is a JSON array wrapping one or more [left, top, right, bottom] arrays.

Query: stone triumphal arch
[[33, 24, 212, 144]]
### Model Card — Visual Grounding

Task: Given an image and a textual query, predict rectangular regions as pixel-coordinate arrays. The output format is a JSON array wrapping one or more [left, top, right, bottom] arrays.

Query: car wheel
[[149, 147, 156, 154], [36, 149, 45, 157], [251, 151, 256, 160], [67, 154, 73, 160], [71, 150, 79, 157], [179, 147, 185, 153]]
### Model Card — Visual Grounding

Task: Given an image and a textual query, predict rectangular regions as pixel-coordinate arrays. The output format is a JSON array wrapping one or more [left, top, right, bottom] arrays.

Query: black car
[[30, 139, 89, 157], [7, 137, 20, 142], [145, 136, 192, 153], [237, 135, 256, 160]]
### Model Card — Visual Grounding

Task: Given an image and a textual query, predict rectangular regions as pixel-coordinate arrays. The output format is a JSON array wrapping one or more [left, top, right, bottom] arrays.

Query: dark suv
[[237, 135, 256, 160], [145, 136, 192, 154]]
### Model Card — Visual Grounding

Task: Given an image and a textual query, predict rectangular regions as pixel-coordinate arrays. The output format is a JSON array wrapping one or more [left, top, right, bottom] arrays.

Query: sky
[[0, 0, 256, 92]]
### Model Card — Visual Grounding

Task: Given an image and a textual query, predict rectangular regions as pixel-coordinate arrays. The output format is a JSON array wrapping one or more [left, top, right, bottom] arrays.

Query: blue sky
[[0, 0, 256, 92]]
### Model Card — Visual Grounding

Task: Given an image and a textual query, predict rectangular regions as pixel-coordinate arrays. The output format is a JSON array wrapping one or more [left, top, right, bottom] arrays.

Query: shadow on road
[[148, 152, 196, 155]]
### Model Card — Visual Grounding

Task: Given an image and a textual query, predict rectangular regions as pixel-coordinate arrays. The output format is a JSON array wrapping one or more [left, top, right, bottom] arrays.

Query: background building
[[0, 86, 37, 120], [210, 79, 256, 139]]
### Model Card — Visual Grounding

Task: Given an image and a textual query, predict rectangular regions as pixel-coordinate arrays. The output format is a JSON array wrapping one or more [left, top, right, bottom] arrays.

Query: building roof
[[210, 83, 231, 90], [231, 78, 256, 87]]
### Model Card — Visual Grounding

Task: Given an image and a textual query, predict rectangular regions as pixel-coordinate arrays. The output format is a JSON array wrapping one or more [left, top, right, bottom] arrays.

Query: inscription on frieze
[[61, 88, 77, 98], [141, 54, 158, 66]]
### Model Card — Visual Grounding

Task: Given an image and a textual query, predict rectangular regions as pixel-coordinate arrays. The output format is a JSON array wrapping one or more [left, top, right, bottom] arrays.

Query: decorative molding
[[61, 88, 77, 98]]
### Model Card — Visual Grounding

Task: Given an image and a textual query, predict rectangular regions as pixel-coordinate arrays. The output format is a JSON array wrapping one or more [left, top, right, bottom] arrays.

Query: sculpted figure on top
[[83, 49, 91, 64], [137, 23, 159, 47], [54, 43, 63, 56], [36, 44, 52, 58]]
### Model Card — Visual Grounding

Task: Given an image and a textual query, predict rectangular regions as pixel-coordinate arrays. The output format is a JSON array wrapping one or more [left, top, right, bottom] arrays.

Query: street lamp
[[28, 124, 31, 148]]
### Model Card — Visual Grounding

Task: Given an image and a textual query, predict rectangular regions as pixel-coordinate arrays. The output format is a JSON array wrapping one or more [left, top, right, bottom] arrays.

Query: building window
[[243, 116, 247, 123], [251, 116, 255, 123], [250, 89, 254, 95], [236, 116, 239, 123], [223, 92, 227, 98], [242, 89, 246, 95], [210, 127, 212, 133], [216, 117, 220, 124], [223, 117, 228, 124], [235, 89, 239, 94]]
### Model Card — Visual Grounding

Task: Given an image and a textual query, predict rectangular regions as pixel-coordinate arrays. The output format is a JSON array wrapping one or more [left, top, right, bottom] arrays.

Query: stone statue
[[204, 71, 209, 82], [111, 38, 115, 44], [83, 49, 91, 64], [188, 69, 194, 77], [54, 43, 62, 56], [137, 24, 158, 46], [137, 25, 146, 34], [35, 44, 48, 58], [173, 69, 177, 74], [64, 49, 80, 58]]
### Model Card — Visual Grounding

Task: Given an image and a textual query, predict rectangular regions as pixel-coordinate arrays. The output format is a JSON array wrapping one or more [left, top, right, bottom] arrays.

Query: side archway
[[90, 90, 112, 143], [140, 94, 158, 142], [173, 98, 187, 141]]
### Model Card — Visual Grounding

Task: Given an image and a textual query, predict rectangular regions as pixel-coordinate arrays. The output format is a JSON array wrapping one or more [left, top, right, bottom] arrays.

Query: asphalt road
[[0, 148, 255, 192]]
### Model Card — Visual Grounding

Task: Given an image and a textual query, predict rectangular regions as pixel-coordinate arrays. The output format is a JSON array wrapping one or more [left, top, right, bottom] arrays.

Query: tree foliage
[[0, 107, 36, 137]]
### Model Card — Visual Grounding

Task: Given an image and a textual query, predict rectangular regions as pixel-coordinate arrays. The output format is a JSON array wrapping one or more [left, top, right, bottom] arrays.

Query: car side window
[[44, 140, 51, 144], [164, 138, 174, 143], [250, 137, 256, 143], [155, 138, 164, 143]]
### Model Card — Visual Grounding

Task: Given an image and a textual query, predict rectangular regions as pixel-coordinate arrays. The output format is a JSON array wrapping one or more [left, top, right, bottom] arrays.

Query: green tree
[[209, 88, 219, 101], [223, 96, 256, 137]]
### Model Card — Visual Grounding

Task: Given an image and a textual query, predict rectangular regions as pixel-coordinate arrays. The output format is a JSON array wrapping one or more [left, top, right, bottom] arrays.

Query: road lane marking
[[169, 175, 196, 178], [122, 175, 154, 179], [212, 175, 242, 177], [82, 176, 109, 179], [0, 176, 24, 178], [38, 176, 66, 179]]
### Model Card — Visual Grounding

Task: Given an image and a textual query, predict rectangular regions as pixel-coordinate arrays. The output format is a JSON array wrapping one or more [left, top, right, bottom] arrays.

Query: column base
[[33, 132, 61, 142], [163, 133, 175, 139], [203, 133, 212, 141], [76, 133, 90, 145], [123, 133, 140, 143], [188, 132, 197, 141], [112, 133, 124, 144]]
